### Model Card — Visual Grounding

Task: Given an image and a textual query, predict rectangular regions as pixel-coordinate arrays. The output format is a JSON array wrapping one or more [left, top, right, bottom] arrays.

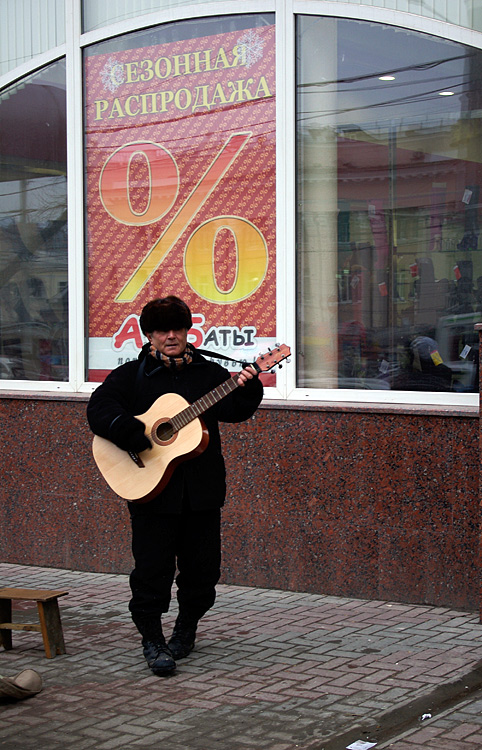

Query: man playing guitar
[[87, 296, 263, 676]]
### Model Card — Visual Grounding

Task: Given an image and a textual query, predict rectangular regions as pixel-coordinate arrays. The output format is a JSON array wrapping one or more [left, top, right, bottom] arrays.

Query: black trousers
[[128, 507, 221, 623]]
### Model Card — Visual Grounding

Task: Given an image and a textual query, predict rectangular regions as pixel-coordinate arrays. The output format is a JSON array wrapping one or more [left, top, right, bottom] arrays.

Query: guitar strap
[[195, 348, 249, 367], [131, 357, 147, 410]]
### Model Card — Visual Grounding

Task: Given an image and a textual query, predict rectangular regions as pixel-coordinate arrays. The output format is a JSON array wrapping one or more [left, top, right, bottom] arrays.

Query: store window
[[297, 17, 482, 393], [84, 14, 276, 382], [0, 61, 68, 381]]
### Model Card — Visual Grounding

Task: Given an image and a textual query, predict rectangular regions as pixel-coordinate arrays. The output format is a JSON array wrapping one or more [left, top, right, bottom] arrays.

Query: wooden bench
[[0, 588, 69, 658]]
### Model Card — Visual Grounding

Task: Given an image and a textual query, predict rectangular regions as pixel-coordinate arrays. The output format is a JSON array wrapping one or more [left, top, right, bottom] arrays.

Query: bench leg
[[0, 599, 12, 650], [37, 600, 66, 658]]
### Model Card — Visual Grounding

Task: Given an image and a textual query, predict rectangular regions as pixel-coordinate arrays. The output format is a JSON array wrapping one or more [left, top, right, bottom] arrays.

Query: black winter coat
[[87, 345, 263, 515]]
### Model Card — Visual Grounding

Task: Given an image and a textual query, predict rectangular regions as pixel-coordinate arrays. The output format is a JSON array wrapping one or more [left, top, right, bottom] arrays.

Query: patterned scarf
[[152, 342, 194, 370]]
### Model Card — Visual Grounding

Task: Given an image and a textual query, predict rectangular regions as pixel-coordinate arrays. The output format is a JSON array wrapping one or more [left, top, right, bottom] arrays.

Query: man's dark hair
[[140, 296, 193, 334]]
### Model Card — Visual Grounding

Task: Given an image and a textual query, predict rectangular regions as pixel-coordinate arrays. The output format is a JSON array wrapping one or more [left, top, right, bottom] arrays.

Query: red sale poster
[[84, 24, 276, 381]]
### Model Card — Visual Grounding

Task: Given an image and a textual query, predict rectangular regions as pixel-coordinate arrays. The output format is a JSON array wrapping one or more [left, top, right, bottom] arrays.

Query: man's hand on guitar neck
[[237, 365, 258, 387]]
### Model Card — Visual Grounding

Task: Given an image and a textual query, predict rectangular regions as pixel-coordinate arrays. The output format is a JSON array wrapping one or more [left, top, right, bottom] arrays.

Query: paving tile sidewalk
[[0, 562, 481, 750]]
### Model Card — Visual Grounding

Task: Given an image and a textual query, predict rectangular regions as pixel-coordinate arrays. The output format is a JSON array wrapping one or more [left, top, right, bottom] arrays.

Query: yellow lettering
[[173, 53, 192, 77], [108, 98, 125, 118], [232, 44, 247, 67], [210, 82, 228, 106], [125, 95, 141, 116], [174, 88, 192, 110], [227, 78, 255, 102], [159, 90, 174, 111], [140, 59, 154, 82], [192, 49, 213, 73], [192, 85, 211, 112], [140, 92, 159, 115], [255, 76, 272, 98], [214, 47, 231, 70], [94, 100, 109, 120], [154, 57, 172, 79], [125, 62, 139, 84]]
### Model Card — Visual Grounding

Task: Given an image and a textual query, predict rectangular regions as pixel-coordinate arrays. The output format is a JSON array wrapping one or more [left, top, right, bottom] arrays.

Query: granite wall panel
[[0, 396, 478, 611]]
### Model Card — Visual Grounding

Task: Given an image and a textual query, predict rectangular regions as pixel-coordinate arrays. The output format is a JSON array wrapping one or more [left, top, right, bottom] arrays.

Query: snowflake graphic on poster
[[236, 29, 265, 68], [101, 57, 126, 92]]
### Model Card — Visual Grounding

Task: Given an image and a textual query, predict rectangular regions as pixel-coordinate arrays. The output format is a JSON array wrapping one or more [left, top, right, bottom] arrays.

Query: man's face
[[148, 328, 188, 358]]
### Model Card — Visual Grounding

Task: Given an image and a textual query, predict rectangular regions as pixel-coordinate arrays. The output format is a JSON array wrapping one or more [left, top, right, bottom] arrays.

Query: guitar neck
[[170, 375, 240, 433], [163, 344, 290, 435]]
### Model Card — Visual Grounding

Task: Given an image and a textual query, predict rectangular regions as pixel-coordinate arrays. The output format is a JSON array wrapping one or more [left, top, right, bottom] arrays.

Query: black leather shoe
[[168, 618, 197, 660], [142, 640, 176, 676]]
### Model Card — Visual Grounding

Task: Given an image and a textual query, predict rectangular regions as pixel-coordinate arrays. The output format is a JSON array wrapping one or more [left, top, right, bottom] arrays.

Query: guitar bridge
[[128, 451, 145, 468]]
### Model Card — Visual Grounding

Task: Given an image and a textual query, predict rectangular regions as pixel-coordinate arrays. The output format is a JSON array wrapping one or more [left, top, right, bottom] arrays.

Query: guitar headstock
[[253, 344, 291, 373]]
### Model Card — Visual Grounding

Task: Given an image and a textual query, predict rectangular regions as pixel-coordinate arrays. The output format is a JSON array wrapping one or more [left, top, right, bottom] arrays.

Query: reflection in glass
[[296, 17, 482, 393], [0, 61, 68, 381]]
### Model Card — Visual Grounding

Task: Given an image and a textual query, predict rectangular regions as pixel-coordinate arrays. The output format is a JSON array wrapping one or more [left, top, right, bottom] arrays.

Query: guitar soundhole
[[156, 420, 175, 443]]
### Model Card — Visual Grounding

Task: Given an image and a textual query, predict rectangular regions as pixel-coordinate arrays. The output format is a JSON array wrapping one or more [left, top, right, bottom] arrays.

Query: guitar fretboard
[[170, 375, 239, 433]]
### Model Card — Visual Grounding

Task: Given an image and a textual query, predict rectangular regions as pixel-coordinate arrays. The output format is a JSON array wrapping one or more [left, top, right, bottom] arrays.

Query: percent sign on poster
[[99, 131, 268, 303]]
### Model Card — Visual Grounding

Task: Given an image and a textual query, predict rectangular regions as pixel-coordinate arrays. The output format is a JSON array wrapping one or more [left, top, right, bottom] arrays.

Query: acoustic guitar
[[92, 343, 290, 503]]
